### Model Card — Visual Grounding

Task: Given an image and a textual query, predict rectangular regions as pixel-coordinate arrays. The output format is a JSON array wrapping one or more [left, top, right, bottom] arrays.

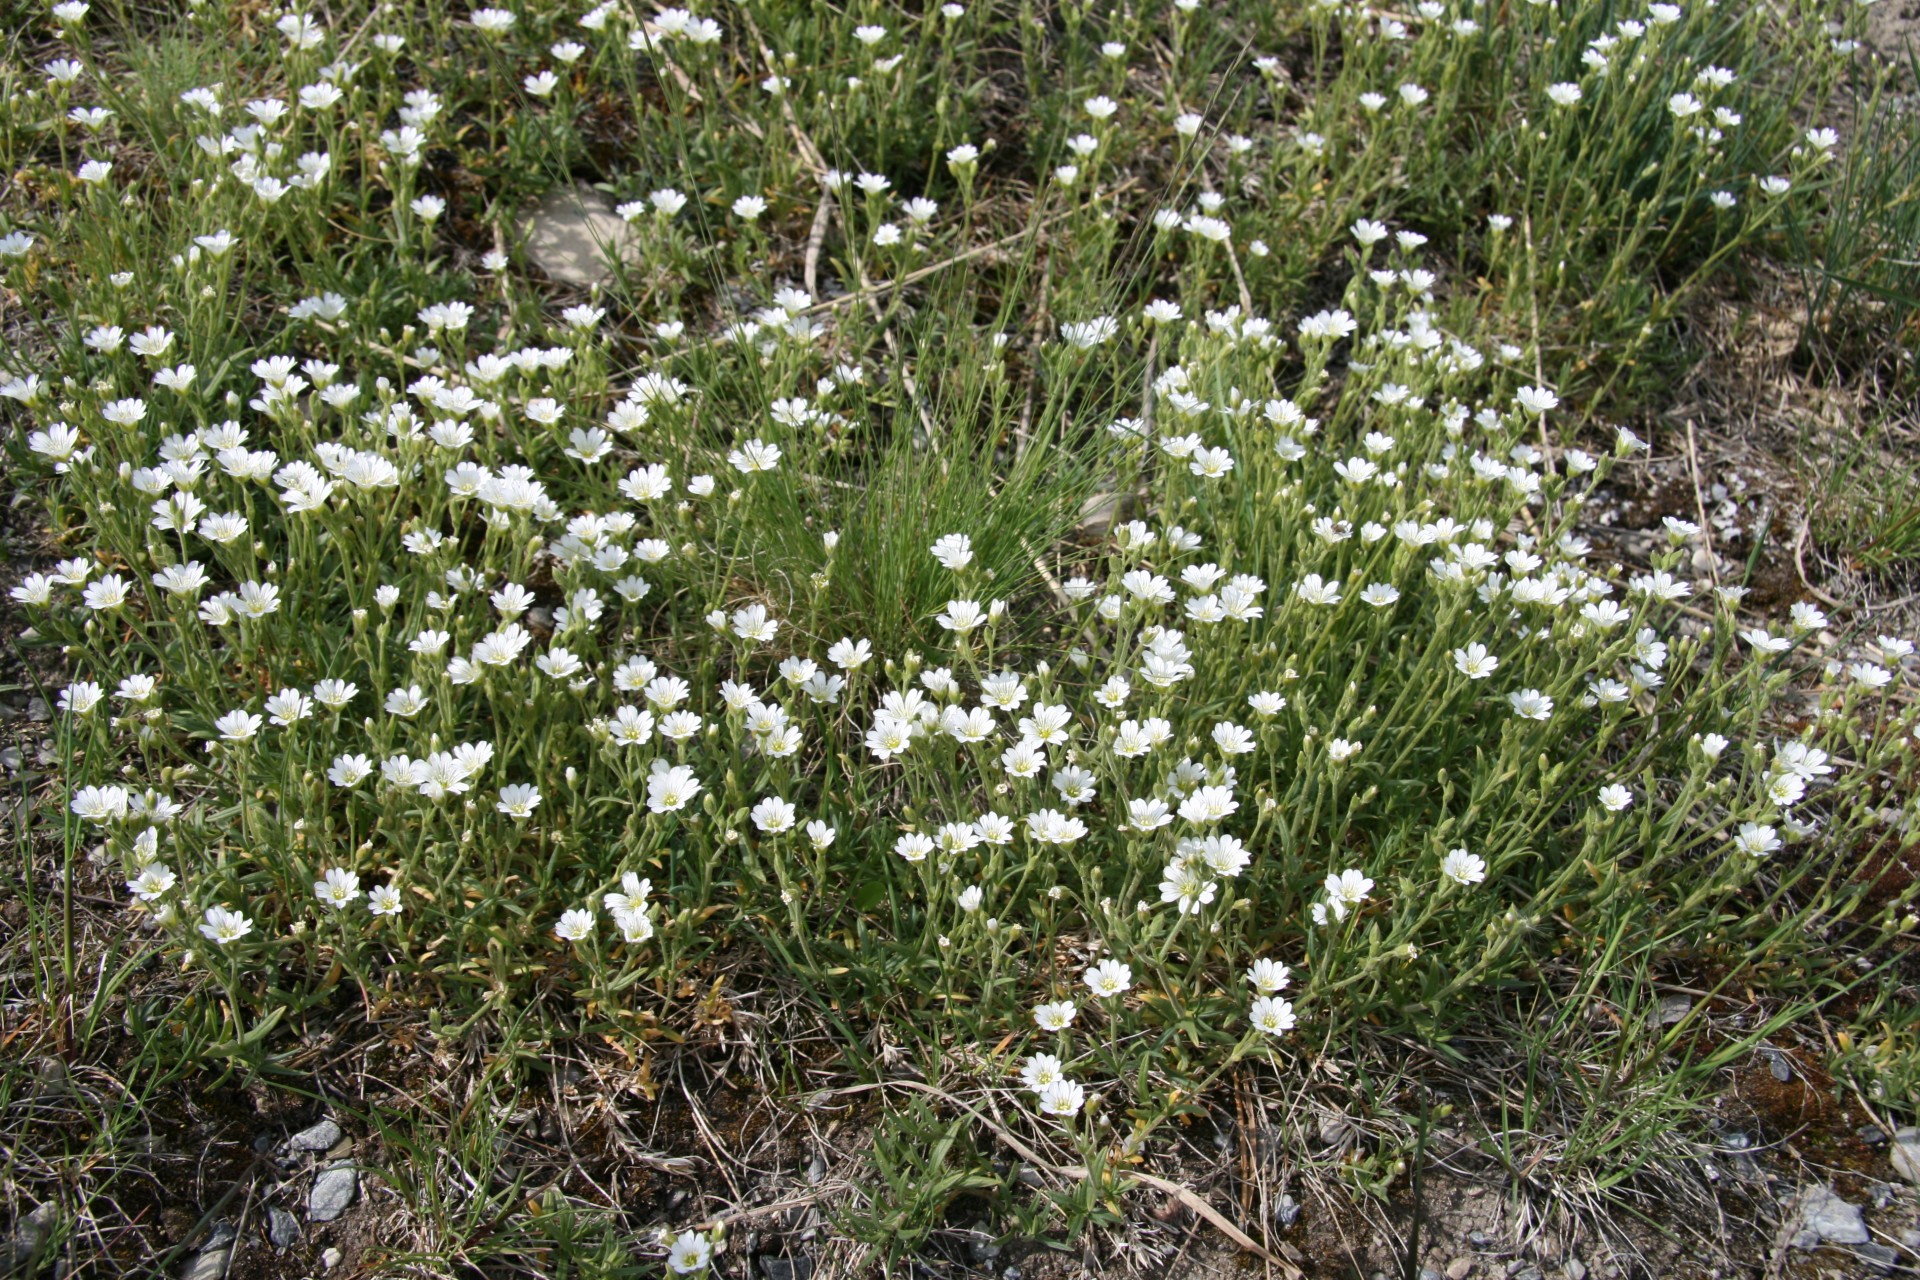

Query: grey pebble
[[268, 1207, 301, 1249], [1856, 1242, 1898, 1272], [1787, 1185, 1868, 1246], [309, 1166, 357, 1222], [288, 1119, 343, 1152], [182, 1248, 229, 1280], [1891, 1128, 1920, 1186]]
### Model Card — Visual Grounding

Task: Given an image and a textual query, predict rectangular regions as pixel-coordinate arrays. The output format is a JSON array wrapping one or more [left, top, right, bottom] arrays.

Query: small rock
[[1868, 1181, 1895, 1209], [309, 1166, 358, 1222], [1077, 491, 1139, 537], [1858, 1125, 1889, 1145], [1787, 1185, 1869, 1246], [267, 1207, 300, 1249], [1468, 1231, 1490, 1247], [1564, 1259, 1587, 1280], [1420, 1269, 1444, 1280], [1509, 1267, 1542, 1280], [759, 1257, 815, 1280], [1897, 1227, 1920, 1249], [321, 1246, 342, 1270], [1856, 1243, 1898, 1272], [183, 1247, 229, 1280], [1761, 1048, 1791, 1082], [1272, 1194, 1301, 1228], [1890, 1128, 1920, 1185], [288, 1119, 343, 1152], [1656, 995, 1693, 1026], [1316, 1113, 1354, 1148], [201, 1220, 237, 1250], [1447, 1259, 1474, 1280], [518, 186, 641, 287], [967, 1238, 1000, 1264], [8, 1202, 57, 1268]]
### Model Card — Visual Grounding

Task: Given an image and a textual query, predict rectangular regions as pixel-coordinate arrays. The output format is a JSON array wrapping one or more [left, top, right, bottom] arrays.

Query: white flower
[[1246, 959, 1291, 995], [937, 599, 987, 633], [1453, 643, 1499, 679], [1440, 848, 1487, 885], [1732, 822, 1780, 857], [1294, 574, 1341, 605], [1033, 1000, 1077, 1031], [751, 796, 797, 834], [1515, 385, 1559, 415], [647, 763, 702, 813], [666, 1232, 712, 1274], [931, 532, 974, 570], [314, 868, 362, 909], [1083, 959, 1132, 997], [214, 709, 262, 741], [728, 439, 782, 473], [1249, 996, 1296, 1036], [71, 785, 129, 823], [496, 784, 542, 817], [731, 604, 779, 643], [1323, 868, 1374, 920], [554, 908, 595, 942], [1507, 689, 1554, 721], [1020, 1053, 1064, 1090], [731, 194, 767, 221], [1597, 784, 1634, 812], [1211, 722, 1255, 755], [199, 905, 254, 945], [128, 864, 178, 902], [1060, 317, 1119, 348], [1359, 583, 1400, 608], [1035, 1078, 1086, 1117]]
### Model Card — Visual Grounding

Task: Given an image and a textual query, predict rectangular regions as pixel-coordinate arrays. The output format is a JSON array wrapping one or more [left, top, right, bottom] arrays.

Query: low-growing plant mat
[[2, 0, 1919, 1275]]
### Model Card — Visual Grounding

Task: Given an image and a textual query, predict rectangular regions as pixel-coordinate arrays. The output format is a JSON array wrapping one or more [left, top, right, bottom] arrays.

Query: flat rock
[[1655, 995, 1692, 1026], [1786, 1185, 1868, 1246], [183, 1247, 230, 1280], [287, 1118, 342, 1152], [268, 1207, 301, 1249], [1858, 1242, 1898, 1272], [7, 1202, 56, 1269], [519, 186, 640, 286], [1890, 1127, 1920, 1185], [309, 1166, 358, 1222]]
